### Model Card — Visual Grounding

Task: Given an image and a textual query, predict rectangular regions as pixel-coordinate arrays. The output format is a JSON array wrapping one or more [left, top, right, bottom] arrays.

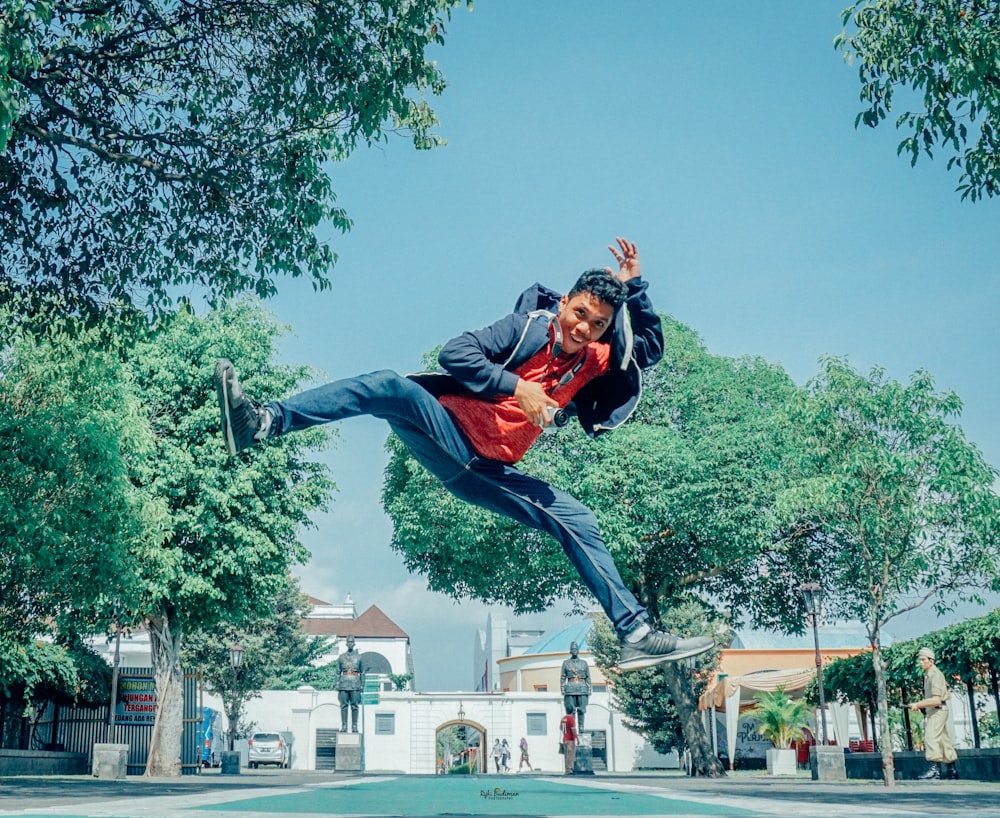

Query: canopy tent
[[698, 667, 819, 766]]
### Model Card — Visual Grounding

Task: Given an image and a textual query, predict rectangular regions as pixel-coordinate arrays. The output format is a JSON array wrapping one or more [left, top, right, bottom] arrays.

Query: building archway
[[359, 651, 391, 675], [435, 718, 486, 774]]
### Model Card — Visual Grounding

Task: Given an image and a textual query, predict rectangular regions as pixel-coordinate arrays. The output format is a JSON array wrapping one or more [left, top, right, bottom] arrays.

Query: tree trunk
[[871, 642, 895, 788], [144, 609, 184, 777], [663, 664, 725, 777], [991, 664, 1000, 726], [901, 690, 913, 751], [966, 678, 980, 749]]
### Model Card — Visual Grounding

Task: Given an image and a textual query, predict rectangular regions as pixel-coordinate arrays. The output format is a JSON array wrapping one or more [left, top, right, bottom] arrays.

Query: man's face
[[556, 292, 615, 355], [918, 655, 932, 671], [570, 642, 579, 658], [347, 637, 355, 651]]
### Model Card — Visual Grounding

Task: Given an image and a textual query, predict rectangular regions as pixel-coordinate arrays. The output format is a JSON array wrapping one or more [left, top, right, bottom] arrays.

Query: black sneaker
[[215, 358, 270, 455], [618, 629, 714, 671]]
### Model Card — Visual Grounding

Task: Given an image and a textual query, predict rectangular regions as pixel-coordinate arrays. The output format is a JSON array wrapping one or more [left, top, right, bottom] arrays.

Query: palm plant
[[745, 687, 813, 750]]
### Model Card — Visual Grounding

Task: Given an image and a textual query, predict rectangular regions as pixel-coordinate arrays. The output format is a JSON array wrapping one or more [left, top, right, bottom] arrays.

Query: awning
[[698, 667, 817, 765]]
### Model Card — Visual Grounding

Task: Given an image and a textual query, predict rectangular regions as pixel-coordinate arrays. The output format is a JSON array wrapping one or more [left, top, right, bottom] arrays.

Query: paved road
[[1, 769, 998, 817]]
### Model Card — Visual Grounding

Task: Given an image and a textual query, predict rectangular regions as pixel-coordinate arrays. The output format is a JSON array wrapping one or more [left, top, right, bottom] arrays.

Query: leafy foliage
[[779, 358, 1000, 642], [0, 331, 162, 729], [183, 577, 331, 741], [127, 300, 335, 635], [590, 604, 725, 759], [837, 0, 1000, 200], [744, 687, 813, 750], [1, 0, 469, 331], [980, 711, 1000, 748]]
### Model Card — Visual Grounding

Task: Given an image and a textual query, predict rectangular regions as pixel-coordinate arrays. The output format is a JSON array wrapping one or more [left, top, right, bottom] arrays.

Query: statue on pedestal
[[336, 635, 365, 732], [560, 641, 591, 732]]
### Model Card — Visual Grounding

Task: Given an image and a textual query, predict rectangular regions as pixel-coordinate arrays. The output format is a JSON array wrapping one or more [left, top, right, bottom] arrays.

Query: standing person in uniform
[[215, 238, 714, 671], [909, 646, 958, 780]]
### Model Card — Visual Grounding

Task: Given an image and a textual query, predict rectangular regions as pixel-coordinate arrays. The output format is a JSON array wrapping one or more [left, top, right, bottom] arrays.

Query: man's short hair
[[569, 269, 627, 310]]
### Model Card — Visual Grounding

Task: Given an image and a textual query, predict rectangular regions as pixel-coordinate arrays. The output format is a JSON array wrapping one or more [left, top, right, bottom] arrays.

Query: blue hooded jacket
[[408, 275, 663, 438]]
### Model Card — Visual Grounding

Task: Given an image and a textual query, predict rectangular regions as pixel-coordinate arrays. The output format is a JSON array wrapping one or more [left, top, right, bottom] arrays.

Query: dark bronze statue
[[560, 641, 591, 732], [336, 635, 365, 732]]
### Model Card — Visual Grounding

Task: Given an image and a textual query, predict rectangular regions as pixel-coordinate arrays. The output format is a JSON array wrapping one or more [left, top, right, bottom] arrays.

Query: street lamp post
[[228, 643, 244, 752], [799, 582, 829, 745]]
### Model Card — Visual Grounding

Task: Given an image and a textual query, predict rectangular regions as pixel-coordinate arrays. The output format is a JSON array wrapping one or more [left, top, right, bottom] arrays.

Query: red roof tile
[[302, 604, 408, 639]]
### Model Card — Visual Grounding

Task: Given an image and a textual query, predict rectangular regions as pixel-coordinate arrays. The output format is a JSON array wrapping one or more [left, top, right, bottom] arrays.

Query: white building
[[472, 612, 546, 692], [202, 613, 676, 773], [302, 596, 414, 689]]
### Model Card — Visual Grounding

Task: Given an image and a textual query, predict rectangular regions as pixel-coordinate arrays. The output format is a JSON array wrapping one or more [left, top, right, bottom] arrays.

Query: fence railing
[[31, 667, 201, 775]]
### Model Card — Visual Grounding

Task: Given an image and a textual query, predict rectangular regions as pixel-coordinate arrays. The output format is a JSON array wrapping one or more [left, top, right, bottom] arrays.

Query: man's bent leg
[[454, 460, 646, 637], [449, 460, 714, 669]]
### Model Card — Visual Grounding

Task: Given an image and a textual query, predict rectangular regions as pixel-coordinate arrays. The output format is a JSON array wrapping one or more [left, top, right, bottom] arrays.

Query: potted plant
[[745, 687, 813, 776]]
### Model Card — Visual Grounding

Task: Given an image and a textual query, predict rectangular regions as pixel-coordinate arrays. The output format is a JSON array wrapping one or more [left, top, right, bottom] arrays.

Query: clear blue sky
[[264, 1, 1000, 691]]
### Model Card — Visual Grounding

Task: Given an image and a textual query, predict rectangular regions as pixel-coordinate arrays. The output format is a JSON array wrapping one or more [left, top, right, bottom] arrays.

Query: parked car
[[247, 732, 289, 769]]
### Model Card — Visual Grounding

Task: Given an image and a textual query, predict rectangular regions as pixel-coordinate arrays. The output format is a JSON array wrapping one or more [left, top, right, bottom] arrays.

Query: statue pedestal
[[335, 731, 362, 772], [220, 750, 241, 775], [573, 734, 594, 775]]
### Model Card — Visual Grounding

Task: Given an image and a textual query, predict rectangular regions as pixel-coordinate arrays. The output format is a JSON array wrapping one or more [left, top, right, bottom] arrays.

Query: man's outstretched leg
[[215, 361, 474, 482]]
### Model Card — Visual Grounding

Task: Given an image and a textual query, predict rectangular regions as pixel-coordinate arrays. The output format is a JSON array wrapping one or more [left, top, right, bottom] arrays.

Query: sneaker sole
[[215, 359, 238, 456], [618, 640, 714, 672]]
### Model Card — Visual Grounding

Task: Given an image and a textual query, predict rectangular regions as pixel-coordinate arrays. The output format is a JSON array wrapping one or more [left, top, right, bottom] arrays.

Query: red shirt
[[439, 332, 610, 463], [561, 713, 577, 742]]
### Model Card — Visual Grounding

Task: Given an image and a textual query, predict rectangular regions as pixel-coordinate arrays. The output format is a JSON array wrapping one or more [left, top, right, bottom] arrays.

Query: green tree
[[125, 300, 334, 775], [0, 332, 163, 744], [836, 0, 1000, 200], [1, 0, 469, 332], [183, 577, 331, 751], [590, 604, 725, 770], [777, 357, 1000, 786], [383, 317, 807, 775]]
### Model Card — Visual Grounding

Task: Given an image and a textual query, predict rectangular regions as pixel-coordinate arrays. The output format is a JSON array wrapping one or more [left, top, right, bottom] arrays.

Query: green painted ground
[[198, 776, 757, 816]]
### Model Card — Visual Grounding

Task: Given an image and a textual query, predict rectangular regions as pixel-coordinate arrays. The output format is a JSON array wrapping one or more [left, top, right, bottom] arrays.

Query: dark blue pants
[[270, 370, 648, 637]]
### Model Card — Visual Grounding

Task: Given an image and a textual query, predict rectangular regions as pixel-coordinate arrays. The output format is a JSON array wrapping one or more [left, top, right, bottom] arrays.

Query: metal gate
[[589, 730, 608, 771], [315, 728, 338, 770], [32, 667, 200, 775]]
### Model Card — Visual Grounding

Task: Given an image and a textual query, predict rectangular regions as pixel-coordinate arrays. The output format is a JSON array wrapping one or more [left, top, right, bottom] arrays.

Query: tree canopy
[[123, 299, 334, 773], [837, 0, 1000, 200], [1, 0, 468, 332], [0, 331, 161, 727], [383, 316, 808, 628], [777, 356, 1000, 784]]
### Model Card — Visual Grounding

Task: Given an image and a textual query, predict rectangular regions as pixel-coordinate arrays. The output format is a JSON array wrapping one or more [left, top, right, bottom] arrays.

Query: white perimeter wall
[[203, 688, 677, 773]]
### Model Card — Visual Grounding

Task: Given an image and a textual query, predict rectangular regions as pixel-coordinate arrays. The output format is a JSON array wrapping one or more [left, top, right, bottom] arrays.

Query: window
[[374, 713, 395, 735], [526, 712, 547, 736], [533, 684, 548, 692]]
